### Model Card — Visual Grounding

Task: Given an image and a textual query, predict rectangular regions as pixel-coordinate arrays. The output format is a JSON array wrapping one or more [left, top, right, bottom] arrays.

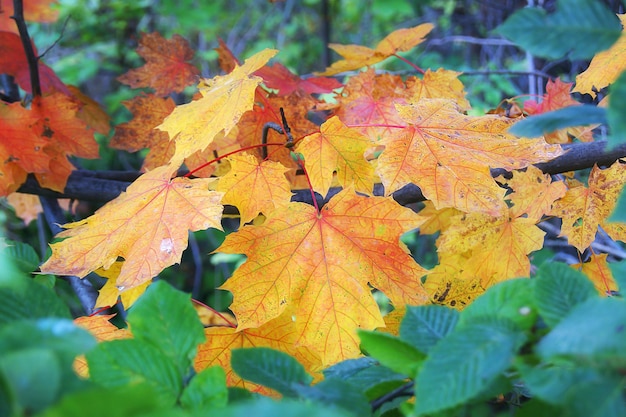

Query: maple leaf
[[117, 32, 200, 96], [318, 23, 434, 76], [406, 68, 470, 110], [157, 49, 277, 166], [295, 116, 375, 197], [376, 99, 563, 215], [573, 253, 619, 296], [549, 161, 626, 252], [0, 0, 58, 33], [523, 78, 594, 143], [216, 153, 292, 224], [435, 209, 545, 288], [0, 101, 49, 195], [93, 262, 151, 309], [498, 165, 567, 221], [573, 14, 626, 98], [6, 192, 72, 225], [217, 188, 429, 366], [40, 165, 224, 290], [111, 94, 176, 170], [423, 252, 483, 309], [0, 32, 67, 94], [195, 308, 321, 393], [67, 86, 112, 135], [254, 62, 342, 96]]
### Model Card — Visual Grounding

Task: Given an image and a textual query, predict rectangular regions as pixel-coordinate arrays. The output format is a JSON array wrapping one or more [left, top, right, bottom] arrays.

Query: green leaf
[[495, 0, 622, 59], [0, 348, 61, 413], [39, 383, 162, 417], [217, 397, 354, 417], [323, 357, 378, 379], [399, 305, 458, 353], [608, 71, 626, 149], [561, 376, 626, 417], [292, 378, 371, 417], [415, 317, 527, 416], [180, 366, 228, 410], [324, 357, 407, 393], [0, 279, 70, 325], [458, 278, 536, 330], [608, 185, 626, 223], [86, 339, 182, 406], [231, 347, 313, 397], [127, 280, 205, 375], [0, 371, 14, 417], [537, 297, 626, 369], [508, 105, 606, 138], [1, 239, 40, 273], [357, 330, 425, 376], [534, 262, 597, 327]]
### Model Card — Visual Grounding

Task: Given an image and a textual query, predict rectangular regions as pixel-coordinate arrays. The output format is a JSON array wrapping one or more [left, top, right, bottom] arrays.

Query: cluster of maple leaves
[[2, 2, 626, 390]]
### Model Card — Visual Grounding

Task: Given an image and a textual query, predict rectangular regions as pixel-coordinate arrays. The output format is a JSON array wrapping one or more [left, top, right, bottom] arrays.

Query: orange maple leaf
[[195, 309, 321, 392], [0, 0, 58, 33], [573, 253, 619, 296], [40, 165, 224, 290], [0, 101, 49, 195], [318, 23, 434, 76], [377, 99, 563, 215], [67, 86, 112, 135], [295, 116, 375, 197], [573, 14, 626, 98], [117, 32, 200, 96], [550, 161, 626, 252], [217, 188, 429, 366], [499, 165, 567, 221], [254, 62, 342, 96], [523, 78, 594, 143], [157, 49, 277, 166], [216, 153, 293, 224]]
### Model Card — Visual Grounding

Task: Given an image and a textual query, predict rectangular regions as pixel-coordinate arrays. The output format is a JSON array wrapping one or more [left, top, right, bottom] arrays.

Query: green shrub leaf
[[495, 0, 621, 59], [458, 279, 536, 330], [126, 280, 205, 375], [534, 262, 597, 328], [608, 71, 626, 150], [293, 378, 371, 416], [399, 305, 459, 353], [2, 239, 40, 273], [508, 106, 606, 138], [357, 330, 425, 376], [231, 347, 313, 397], [86, 339, 182, 406], [415, 317, 527, 416], [180, 366, 228, 410]]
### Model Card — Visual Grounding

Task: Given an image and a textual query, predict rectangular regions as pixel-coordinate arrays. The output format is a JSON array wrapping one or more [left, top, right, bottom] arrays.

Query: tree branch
[[11, 0, 41, 97]]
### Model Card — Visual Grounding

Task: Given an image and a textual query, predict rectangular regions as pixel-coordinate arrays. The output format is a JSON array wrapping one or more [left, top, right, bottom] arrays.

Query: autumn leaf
[[318, 23, 434, 76], [158, 49, 278, 166], [254, 62, 342, 96], [118, 32, 200, 96], [0, 0, 58, 33], [550, 161, 626, 252], [217, 188, 429, 366], [376, 99, 563, 215], [406, 69, 470, 110], [40, 165, 224, 290], [0, 32, 67, 94], [195, 309, 321, 392], [423, 252, 483, 309], [111, 94, 176, 170], [573, 253, 619, 296], [523, 78, 595, 143], [498, 165, 567, 221], [216, 152, 293, 224], [93, 262, 151, 309], [295, 116, 375, 197], [7, 193, 72, 225], [67, 86, 112, 135], [573, 14, 626, 98], [435, 209, 545, 288], [0, 101, 49, 195]]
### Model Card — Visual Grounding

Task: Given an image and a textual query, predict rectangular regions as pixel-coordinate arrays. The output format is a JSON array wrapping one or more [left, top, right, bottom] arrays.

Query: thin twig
[[428, 36, 514, 47], [370, 381, 414, 411]]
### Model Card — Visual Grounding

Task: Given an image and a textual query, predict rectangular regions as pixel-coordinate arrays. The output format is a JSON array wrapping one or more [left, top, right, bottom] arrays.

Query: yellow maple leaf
[[93, 262, 151, 309], [217, 188, 429, 366], [318, 23, 434, 76], [550, 161, 626, 252], [295, 116, 375, 197], [573, 14, 626, 98], [377, 99, 563, 215], [406, 68, 470, 110], [158, 49, 278, 166], [40, 165, 224, 290], [573, 253, 619, 296], [216, 152, 293, 224], [499, 165, 567, 221], [423, 252, 483, 309]]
